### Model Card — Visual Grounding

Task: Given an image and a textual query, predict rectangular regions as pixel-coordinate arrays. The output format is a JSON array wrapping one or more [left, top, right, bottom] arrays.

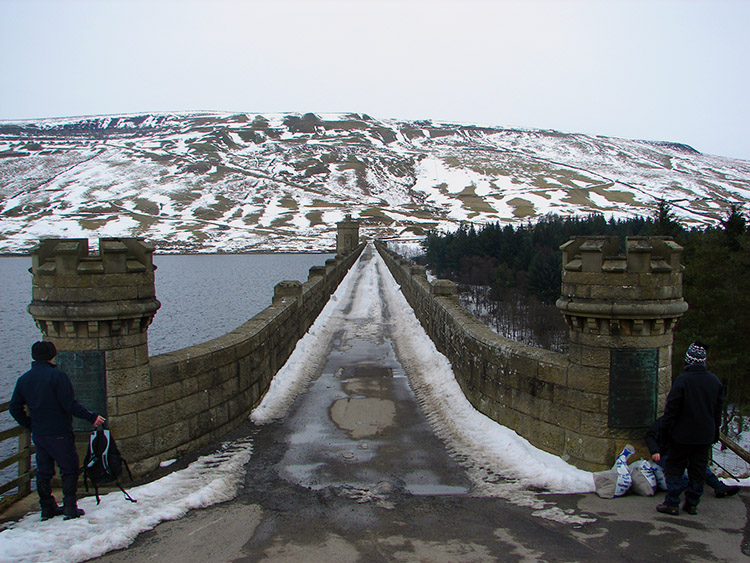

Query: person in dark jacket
[[646, 416, 739, 497], [656, 341, 724, 516], [9, 341, 105, 521]]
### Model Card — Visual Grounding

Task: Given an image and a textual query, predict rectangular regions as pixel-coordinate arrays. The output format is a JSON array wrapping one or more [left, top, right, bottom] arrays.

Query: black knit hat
[[685, 341, 707, 365], [31, 341, 57, 361]]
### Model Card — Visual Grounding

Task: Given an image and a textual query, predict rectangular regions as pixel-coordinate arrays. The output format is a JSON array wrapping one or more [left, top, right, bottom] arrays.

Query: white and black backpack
[[83, 427, 137, 505]]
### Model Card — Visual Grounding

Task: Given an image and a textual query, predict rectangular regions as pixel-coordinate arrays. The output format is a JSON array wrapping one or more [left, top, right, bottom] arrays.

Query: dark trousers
[[664, 441, 710, 507], [33, 433, 80, 481]]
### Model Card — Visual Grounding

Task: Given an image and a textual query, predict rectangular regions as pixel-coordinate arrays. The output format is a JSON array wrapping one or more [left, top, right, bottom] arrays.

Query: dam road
[[97, 245, 746, 562]]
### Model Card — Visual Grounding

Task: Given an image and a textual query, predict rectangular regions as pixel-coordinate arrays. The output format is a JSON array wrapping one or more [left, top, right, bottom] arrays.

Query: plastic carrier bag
[[628, 459, 657, 496], [593, 444, 635, 499]]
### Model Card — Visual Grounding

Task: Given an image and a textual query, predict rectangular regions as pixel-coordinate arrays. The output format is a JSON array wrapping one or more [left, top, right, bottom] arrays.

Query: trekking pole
[[711, 457, 742, 482]]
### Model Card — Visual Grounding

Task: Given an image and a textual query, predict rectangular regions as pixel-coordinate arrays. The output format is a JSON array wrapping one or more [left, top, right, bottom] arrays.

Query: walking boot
[[714, 482, 741, 497], [61, 473, 85, 520], [37, 478, 63, 521], [656, 502, 679, 515], [682, 502, 698, 515]]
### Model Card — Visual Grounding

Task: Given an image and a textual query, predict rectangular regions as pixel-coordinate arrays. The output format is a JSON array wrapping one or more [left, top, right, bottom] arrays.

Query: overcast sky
[[1, 0, 748, 160]]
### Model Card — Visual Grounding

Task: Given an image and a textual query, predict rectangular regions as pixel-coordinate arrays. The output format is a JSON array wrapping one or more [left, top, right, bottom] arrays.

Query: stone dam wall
[[29, 238, 365, 476]]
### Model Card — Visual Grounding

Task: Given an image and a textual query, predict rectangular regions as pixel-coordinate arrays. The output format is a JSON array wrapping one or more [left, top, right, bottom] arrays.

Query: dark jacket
[[9, 360, 97, 436], [661, 363, 723, 446], [645, 416, 667, 457]]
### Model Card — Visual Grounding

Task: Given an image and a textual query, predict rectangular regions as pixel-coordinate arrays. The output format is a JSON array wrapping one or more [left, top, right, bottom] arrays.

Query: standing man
[[9, 341, 105, 521], [656, 341, 724, 516]]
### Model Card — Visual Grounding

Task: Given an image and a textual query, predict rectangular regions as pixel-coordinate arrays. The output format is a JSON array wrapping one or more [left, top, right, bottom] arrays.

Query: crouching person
[[9, 341, 105, 521]]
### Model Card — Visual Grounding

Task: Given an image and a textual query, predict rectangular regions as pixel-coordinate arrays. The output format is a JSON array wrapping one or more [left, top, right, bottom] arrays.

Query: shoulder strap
[[101, 429, 112, 474]]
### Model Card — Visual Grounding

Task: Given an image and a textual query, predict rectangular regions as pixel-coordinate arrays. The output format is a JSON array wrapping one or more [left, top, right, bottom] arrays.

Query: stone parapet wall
[[375, 240, 684, 471], [29, 236, 365, 477], [112, 243, 365, 475]]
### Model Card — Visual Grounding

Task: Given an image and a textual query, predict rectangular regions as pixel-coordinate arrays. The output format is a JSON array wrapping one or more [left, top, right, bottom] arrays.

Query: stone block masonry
[[28, 236, 364, 477], [375, 236, 686, 471]]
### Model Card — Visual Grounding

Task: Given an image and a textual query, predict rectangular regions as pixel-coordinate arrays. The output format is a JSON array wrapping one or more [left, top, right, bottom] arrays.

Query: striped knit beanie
[[685, 341, 707, 365]]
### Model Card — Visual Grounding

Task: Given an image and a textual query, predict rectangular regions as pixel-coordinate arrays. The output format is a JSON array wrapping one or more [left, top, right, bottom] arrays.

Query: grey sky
[[1, 0, 748, 160]]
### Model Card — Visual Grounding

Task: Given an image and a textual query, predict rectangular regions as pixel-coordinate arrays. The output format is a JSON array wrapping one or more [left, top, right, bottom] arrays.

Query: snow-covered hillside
[[1, 112, 748, 253]]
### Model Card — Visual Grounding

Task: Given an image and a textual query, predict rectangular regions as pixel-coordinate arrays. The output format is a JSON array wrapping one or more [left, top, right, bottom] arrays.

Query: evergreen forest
[[420, 204, 750, 431]]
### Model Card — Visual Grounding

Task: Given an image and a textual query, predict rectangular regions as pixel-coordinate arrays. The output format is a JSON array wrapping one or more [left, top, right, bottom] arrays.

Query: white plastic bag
[[594, 444, 634, 498], [648, 461, 667, 491], [628, 459, 657, 496]]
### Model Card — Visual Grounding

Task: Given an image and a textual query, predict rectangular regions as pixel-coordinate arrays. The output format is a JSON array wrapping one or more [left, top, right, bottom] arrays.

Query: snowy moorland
[[1, 112, 749, 253]]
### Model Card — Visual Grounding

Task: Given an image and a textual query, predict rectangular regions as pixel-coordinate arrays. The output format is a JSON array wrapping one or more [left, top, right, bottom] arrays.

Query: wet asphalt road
[[97, 245, 749, 562]]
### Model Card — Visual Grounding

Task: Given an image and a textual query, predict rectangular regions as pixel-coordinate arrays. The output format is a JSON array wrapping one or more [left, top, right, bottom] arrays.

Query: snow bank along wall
[[376, 237, 687, 471], [27, 229, 364, 477]]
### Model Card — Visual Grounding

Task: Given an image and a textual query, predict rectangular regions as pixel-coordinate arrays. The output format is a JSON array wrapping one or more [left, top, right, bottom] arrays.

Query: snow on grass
[[0, 439, 253, 563]]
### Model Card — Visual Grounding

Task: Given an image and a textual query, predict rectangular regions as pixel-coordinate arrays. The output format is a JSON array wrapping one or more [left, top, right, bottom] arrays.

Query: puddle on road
[[330, 366, 398, 438], [329, 397, 397, 439]]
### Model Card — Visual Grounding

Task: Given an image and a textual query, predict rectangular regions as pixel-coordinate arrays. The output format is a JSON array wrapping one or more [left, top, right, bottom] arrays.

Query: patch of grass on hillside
[[193, 207, 224, 221], [188, 142, 219, 154], [457, 185, 497, 214], [170, 190, 203, 206], [310, 198, 346, 208], [320, 151, 342, 164], [279, 196, 299, 211], [507, 197, 536, 218], [322, 120, 369, 131], [360, 207, 394, 226], [401, 204, 440, 219], [403, 224, 435, 236], [305, 210, 324, 226], [206, 165, 233, 182], [590, 185, 637, 205], [337, 160, 366, 173], [78, 216, 115, 230], [387, 159, 415, 177], [131, 213, 160, 230], [243, 212, 263, 225], [427, 129, 455, 139], [284, 113, 321, 134], [293, 158, 329, 176], [270, 214, 294, 228], [142, 151, 172, 163], [373, 127, 397, 144], [133, 198, 160, 216], [399, 126, 425, 140], [237, 130, 265, 144]]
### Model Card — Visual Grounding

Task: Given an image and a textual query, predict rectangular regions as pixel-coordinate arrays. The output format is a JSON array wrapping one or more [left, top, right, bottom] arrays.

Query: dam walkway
[[3, 244, 748, 562]]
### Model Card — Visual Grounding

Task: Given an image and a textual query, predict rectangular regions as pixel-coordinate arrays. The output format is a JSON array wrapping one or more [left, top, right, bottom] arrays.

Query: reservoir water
[[0, 253, 334, 403]]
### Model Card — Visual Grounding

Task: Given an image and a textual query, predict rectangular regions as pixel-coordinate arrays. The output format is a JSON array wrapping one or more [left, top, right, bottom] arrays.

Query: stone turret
[[336, 214, 359, 256], [556, 236, 687, 455], [28, 238, 160, 432]]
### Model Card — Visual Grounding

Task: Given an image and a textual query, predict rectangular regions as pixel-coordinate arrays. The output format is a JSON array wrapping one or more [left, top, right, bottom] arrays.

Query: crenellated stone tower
[[27, 238, 160, 434], [336, 214, 359, 256], [556, 236, 688, 457]]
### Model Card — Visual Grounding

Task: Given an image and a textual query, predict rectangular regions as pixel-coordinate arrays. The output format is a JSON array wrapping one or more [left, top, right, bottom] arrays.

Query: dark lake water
[[0, 253, 333, 403]]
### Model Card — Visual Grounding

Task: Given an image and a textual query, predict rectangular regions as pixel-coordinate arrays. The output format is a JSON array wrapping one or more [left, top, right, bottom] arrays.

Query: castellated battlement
[[28, 238, 160, 339], [560, 235, 683, 276], [30, 238, 156, 277], [557, 236, 688, 338]]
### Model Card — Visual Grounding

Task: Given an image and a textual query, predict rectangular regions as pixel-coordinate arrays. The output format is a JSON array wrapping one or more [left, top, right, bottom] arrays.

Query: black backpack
[[83, 427, 137, 505]]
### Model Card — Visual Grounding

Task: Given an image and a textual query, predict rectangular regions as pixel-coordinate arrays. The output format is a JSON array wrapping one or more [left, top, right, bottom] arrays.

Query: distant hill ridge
[[0, 111, 748, 253]]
